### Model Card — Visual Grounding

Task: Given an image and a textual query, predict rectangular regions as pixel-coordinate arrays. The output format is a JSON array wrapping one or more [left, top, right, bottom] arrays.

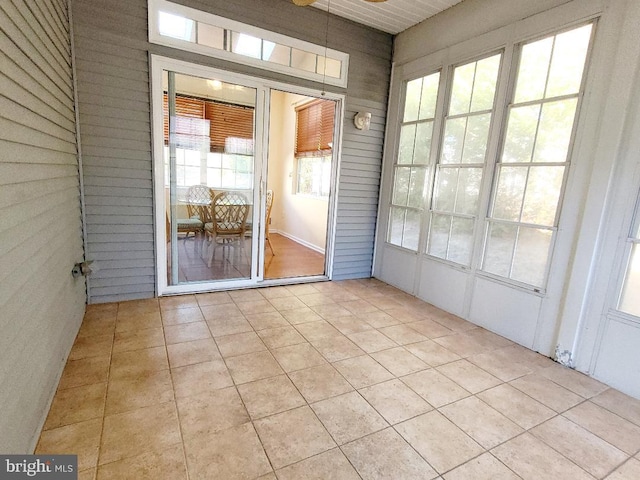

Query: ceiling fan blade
[[292, 0, 317, 5]]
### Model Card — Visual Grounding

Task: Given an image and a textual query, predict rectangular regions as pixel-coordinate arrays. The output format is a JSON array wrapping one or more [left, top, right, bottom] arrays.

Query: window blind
[[295, 99, 336, 157]]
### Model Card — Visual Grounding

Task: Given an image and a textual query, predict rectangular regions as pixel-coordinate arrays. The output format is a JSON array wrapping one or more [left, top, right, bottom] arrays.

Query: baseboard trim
[[271, 229, 325, 255]]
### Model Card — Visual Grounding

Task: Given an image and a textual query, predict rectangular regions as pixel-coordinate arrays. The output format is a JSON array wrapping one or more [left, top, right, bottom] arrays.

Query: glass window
[[296, 156, 331, 197], [618, 194, 640, 317], [387, 72, 440, 250], [427, 53, 502, 265], [482, 24, 593, 288]]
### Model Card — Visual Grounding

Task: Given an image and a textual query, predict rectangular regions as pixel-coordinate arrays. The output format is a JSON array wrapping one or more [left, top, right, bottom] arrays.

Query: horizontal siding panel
[[0, 139, 76, 167], [83, 176, 152, 189], [80, 135, 151, 152], [87, 233, 153, 243], [81, 145, 151, 161], [80, 114, 150, 134], [90, 275, 155, 287], [0, 163, 77, 186], [0, 117, 76, 154], [10, 1, 70, 62], [84, 195, 152, 207], [0, 96, 75, 144], [85, 214, 153, 226], [85, 205, 152, 217], [86, 224, 154, 234], [84, 186, 152, 198]]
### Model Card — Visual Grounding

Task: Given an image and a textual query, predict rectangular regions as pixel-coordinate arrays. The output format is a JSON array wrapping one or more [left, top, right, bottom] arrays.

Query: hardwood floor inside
[[264, 233, 325, 279]]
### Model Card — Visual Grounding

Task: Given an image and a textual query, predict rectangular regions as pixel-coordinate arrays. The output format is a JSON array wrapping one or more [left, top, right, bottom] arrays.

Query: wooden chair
[[204, 191, 249, 267], [176, 185, 210, 239]]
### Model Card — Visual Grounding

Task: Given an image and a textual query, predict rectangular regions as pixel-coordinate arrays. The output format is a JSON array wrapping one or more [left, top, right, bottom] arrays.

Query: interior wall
[[72, 0, 392, 302], [0, 0, 86, 452], [268, 91, 329, 252]]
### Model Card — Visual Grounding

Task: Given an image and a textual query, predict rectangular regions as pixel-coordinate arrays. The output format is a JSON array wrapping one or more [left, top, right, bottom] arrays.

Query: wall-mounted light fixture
[[353, 111, 372, 131], [72, 260, 95, 278]]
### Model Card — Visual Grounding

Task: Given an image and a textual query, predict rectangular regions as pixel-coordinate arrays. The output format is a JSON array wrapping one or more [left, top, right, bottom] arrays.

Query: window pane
[[449, 216, 475, 265], [511, 227, 552, 287], [546, 24, 592, 98], [398, 125, 417, 164], [291, 49, 316, 73], [428, 214, 451, 258], [483, 222, 518, 277], [265, 43, 291, 66], [419, 73, 440, 120], [388, 207, 405, 246], [408, 168, 426, 208], [433, 167, 457, 212], [442, 117, 466, 164], [502, 105, 540, 163], [471, 54, 501, 112], [532, 99, 577, 163], [403, 210, 421, 250], [392, 167, 411, 206], [492, 166, 527, 221], [521, 166, 565, 226], [404, 78, 422, 122], [207, 168, 221, 187], [159, 12, 195, 42], [197, 23, 224, 49], [231, 32, 262, 59], [317, 56, 342, 78], [462, 113, 491, 164], [619, 244, 640, 317], [514, 37, 553, 104], [414, 121, 434, 164], [455, 167, 482, 215], [449, 63, 475, 116]]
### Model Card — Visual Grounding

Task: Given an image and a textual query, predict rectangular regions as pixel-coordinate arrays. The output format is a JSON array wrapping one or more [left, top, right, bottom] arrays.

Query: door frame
[[150, 55, 345, 295]]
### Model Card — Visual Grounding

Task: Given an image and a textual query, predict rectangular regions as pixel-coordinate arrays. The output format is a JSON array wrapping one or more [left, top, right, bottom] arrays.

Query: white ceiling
[[306, 0, 465, 35]]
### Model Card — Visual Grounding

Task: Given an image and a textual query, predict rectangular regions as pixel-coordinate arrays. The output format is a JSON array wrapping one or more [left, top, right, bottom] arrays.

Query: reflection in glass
[[455, 168, 482, 215], [546, 25, 592, 98], [462, 114, 491, 164], [442, 118, 466, 164], [449, 217, 474, 265], [483, 222, 518, 278], [511, 227, 552, 287], [521, 166, 565, 226], [434, 168, 457, 212], [414, 122, 434, 164], [619, 245, 640, 317], [514, 37, 553, 104], [398, 125, 417, 164], [492, 166, 526, 222], [428, 214, 451, 259], [532, 99, 577, 163], [392, 167, 411, 207], [502, 105, 540, 163]]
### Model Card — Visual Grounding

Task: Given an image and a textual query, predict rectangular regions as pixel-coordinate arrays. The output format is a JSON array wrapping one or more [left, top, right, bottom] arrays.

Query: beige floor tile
[[164, 322, 211, 345], [225, 350, 284, 384], [333, 355, 394, 389], [160, 307, 204, 326], [311, 335, 365, 362], [268, 296, 308, 311], [347, 330, 398, 353], [591, 389, 640, 427], [297, 293, 336, 307], [402, 369, 470, 408], [113, 327, 165, 353], [311, 391, 388, 445], [259, 286, 295, 299], [405, 340, 461, 367], [58, 355, 111, 390], [312, 303, 353, 319], [275, 448, 360, 480], [281, 307, 324, 324], [200, 303, 244, 322], [605, 458, 640, 480], [433, 333, 488, 358], [85, 303, 117, 320], [176, 387, 249, 439], [106, 370, 173, 415], [36, 418, 102, 472], [184, 422, 271, 479], [342, 427, 438, 479], [237, 374, 306, 419], [100, 402, 181, 465], [289, 364, 354, 403], [115, 311, 162, 333], [531, 416, 628, 478], [69, 334, 113, 360], [395, 411, 483, 474], [96, 445, 187, 480], [443, 452, 520, 480], [326, 315, 373, 335], [206, 316, 253, 337], [215, 331, 267, 358], [371, 347, 429, 376], [171, 360, 233, 398], [271, 342, 327, 372], [477, 383, 556, 430], [44, 383, 106, 430], [510, 374, 584, 413], [539, 364, 608, 399], [160, 295, 198, 310], [286, 283, 321, 295], [117, 299, 159, 316], [257, 325, 306, 349], [78, 468, 96, 480], [166, 338, 221, 368], [109, 346, 168, 381], [236, 299, 277, 315], [406, 320, 454, 339], [367, 296, 405, 311], [440, 397, 523, 449], [359, 310, 401, 328], [465, 328, 513, 350], [340, 299, 380, 315], [245, 311, 289, 331], [468, 350, 532, 382], [195, 291, 233, 306], [437, 360, 502, 394], [254, 406, 336, 468], [427, 313, 476, 333], [229, 289, 266, 302], [564, 401, 640, 455], [359, 379, 432, 425], [295, 320, 342, 342], [384, 307, 424, 324], [492, 433, 595, 480], [378, 325, 428, 345]]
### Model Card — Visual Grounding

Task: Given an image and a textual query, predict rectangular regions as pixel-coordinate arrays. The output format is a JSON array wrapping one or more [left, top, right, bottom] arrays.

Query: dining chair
[[265, 189, 275, 256], [204, 191, 250, 267]]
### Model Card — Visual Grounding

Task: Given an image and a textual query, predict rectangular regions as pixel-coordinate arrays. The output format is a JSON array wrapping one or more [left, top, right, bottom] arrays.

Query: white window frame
[[148, 0, 349, 88]]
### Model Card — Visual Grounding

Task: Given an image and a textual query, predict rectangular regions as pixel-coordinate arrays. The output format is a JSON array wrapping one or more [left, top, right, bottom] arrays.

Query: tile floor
[[36, 279, 640, 479]]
